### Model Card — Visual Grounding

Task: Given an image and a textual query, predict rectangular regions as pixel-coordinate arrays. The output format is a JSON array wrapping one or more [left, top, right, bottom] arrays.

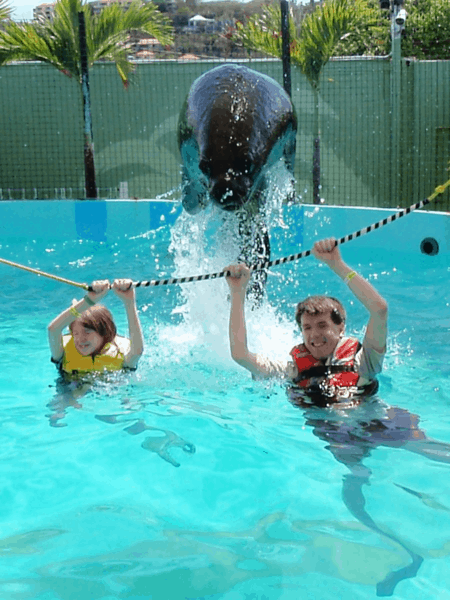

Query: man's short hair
[[295, 295, 346, 329]]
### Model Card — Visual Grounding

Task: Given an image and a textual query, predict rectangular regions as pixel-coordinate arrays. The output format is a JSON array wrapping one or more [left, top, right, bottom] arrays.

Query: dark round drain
[[420, 237, 439, 256]]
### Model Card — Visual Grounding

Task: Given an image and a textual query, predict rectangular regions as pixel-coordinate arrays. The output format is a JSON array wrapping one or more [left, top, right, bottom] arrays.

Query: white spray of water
[[148, 162, 300, 384]]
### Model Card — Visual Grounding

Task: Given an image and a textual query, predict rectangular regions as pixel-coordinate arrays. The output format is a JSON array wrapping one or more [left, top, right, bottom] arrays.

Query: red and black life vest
[[290, 336, 361, 390]]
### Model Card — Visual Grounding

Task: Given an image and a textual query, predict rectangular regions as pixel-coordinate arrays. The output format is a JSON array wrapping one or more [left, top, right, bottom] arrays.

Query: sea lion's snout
[[210, 172, 251, 211]]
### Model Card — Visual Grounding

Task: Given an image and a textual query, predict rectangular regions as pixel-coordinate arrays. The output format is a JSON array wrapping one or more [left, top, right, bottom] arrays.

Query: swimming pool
[[0, 200, 449, 600]]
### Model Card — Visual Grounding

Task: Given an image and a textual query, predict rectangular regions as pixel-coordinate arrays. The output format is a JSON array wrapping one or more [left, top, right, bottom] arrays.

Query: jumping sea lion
[[178, 64, 297, 297]]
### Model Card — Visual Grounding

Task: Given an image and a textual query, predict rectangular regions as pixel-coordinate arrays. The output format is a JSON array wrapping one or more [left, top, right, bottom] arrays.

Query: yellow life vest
[[61, 334, 129, 374]]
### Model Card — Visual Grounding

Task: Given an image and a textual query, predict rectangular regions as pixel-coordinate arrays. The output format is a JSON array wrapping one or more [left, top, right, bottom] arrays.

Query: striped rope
[[1, 181, 448, 292], [0, 257, 90, 291], [132, 181, 450, 289]]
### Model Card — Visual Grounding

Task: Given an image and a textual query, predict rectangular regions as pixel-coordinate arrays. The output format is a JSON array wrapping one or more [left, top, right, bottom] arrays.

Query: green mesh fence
[[0, 57, 449, 210]]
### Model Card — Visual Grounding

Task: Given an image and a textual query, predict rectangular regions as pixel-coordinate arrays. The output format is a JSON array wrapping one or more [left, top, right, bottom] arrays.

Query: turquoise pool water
[[0, 201, 449, 600]]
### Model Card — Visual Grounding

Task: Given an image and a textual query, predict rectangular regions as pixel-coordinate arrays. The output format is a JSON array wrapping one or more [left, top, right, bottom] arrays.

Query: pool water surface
[[0, 201, 449, 600]]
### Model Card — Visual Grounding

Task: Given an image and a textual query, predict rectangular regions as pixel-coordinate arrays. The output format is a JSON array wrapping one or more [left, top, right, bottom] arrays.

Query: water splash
[[150, 172, 300, 380]]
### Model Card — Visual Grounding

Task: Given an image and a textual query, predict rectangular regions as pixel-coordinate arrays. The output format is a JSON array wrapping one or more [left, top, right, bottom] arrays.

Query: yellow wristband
[[344, 271, 357, 285], [69, 306, 81, 318]]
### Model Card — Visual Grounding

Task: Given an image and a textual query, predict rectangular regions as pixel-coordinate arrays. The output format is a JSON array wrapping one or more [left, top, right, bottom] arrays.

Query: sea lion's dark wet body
[[178, 64, 297, 297]]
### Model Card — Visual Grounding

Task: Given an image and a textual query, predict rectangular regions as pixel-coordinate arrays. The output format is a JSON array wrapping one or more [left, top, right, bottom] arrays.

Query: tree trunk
[[312, 87, 321, 204], [78, 11, 97, 199]]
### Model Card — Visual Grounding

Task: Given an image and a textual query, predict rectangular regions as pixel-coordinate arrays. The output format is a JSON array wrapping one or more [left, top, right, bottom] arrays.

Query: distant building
[[33, 0, 154, 21], [130, 35, 164, 56], [138, 37, 163, 50], [135, 50, 155, 59], [186, 14, 217, 33], [89, 0, 134, 14], [33, 2, 55, 21]]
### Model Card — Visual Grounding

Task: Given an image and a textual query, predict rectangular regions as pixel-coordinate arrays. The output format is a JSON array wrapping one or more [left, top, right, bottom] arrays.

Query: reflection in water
[[46, 378, 196, 468], [96, 415, 196, 468], [45, 377, 450, 595], [45, 378, 87, 427], [301, 397, 450, 596], [0, 529, 65, 555], [5, 510, 450, 599]]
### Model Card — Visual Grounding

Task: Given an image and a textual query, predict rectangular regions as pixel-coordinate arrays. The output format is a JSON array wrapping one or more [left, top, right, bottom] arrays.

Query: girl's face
[[72, 321, 105, 356], [301, 312, 344, 360]]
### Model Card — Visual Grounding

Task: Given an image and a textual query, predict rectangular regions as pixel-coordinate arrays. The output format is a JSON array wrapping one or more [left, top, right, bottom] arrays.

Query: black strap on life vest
[[292, 340, 362, 385], [294, 364, 355, 384]]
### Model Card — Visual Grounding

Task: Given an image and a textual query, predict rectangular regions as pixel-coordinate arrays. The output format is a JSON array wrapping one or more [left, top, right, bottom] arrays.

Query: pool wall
[[0, 200, 448, 256]]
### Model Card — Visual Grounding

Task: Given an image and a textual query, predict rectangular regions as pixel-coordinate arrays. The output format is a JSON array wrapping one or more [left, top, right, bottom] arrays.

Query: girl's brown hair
[[69, 305, 117, 350]]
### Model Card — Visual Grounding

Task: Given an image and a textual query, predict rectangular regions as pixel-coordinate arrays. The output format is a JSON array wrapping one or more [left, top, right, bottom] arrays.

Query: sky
[[10, 0, 35, 20]]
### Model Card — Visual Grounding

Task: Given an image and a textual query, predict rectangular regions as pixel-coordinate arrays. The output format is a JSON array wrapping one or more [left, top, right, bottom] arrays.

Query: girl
[[48, 279, 144, 376]]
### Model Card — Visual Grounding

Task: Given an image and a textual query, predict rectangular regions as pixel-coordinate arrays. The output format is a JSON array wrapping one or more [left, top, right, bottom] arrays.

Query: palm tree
[[235, 0, 380, 204], [0, 0, 173, 197], [0, 0, 11, 21]]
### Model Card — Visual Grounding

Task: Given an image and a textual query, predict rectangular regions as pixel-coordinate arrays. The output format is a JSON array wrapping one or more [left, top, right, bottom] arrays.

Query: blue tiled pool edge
[[0, 200, 448, 256]]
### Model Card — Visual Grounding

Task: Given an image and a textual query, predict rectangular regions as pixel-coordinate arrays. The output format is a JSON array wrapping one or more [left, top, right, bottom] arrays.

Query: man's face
[[301, 312, 344, 360]]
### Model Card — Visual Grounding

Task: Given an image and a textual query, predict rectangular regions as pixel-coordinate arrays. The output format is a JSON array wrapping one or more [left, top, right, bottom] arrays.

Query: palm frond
[[92, 0, 172, 52], [0, 0, 11, 21], [0, 20, 68, 69], [87, 0, 172, 83], [0, 0, 173, 84], [295, 0, 361, 86], [235, 5, 293, 60], [235, 0, 372, 89]]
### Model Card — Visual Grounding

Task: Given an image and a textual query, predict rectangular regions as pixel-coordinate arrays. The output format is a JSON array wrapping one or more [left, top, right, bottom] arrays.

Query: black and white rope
[[117, 183, 450, 291], [3, 185, 446, 294]]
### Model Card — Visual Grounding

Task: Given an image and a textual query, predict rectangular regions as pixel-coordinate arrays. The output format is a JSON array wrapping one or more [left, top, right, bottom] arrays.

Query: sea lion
[[178, 64, 297, 296]]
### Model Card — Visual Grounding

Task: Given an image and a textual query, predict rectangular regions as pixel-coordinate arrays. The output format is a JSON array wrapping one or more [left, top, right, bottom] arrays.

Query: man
[[225, 237, 388, 406]]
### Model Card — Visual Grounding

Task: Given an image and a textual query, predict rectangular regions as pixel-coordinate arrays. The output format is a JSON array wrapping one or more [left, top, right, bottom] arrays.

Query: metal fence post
[[280, 0, 292, 98], [78, 11, 97, 199]]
